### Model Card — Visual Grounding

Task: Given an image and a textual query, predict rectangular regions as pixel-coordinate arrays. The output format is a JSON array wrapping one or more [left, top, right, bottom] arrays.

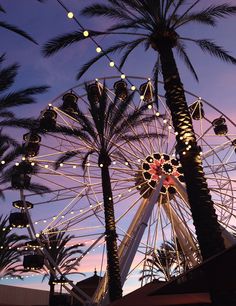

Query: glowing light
[[44, 164, 49, 168], [83, 30, 89, 37], [96, 47, 102, 53], [163, 119, 167, 124], [99, 163, 103, 168], [22, 157, 26, 161], [31, 162, 35, 166], [73, 165, 77, 169], [59, 163, 63, 167], [140, 95, 144, 100], [148, 104, 152, 109], [121, 74, 126, 79], [175, 132, 178, 135], [131, 85, 136, 91], [35, 233, 40, 238], [109, 61, 115, 67], [1, 160, 5, 164], [67, 12, 74, 19], [168, 125, 172, 130], [156, 112, 160, 117]]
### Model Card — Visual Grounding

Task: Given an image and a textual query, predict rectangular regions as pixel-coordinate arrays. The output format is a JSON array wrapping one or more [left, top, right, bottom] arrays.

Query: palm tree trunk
[[49, 275, 55, 306], [157, 45, 236, 305], [100, 152, 123, 302], [158, 45, 225, 260]]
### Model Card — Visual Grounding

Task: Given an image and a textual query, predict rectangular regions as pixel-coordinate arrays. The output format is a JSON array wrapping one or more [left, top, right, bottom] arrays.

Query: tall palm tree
[[48, 84, 159, 302], [0, 215, 28, 278], [40, 228, 84, 306], [42, 1, 236, 262]]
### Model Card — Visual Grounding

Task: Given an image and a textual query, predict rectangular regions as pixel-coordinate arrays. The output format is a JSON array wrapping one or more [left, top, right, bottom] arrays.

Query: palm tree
[[0, 3, 37, 44], [40, 228, 84, 306], [42, 1, 236, 262], [0, 215, 28, 278], [47, 84, 159, 302], [140, 240, 188, 283]]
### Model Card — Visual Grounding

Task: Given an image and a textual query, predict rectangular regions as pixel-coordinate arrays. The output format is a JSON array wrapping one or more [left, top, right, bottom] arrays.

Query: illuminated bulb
[[183, 151, 186, 155], [67, 11, 74, 19], [125, 162, 128, 166], [138, 185, 141, 189], [118, 194, 122, 198], [168, 125, 172, 130], [53, 216, 56, 220], [83, 30, 89, 37], [87, 163, 90, 166], [15, 162, 19, 166], [140, 95, 144, 100], [80, 209, 83, 212], [22, 157, 26, 161], [156, 112, 160, 116], [90, 205, 93, 208], [35, 233, 40, 238], [138, 159, 141, 162], [200, 151, 203, 155], [1, 160, 5, 164], [175, 132, 178, 135], [109, 61, 115, 67], [35, 222, 38, 225], [61, 215, 65, 219], [148, 104, 152, 109], [60, 163, 63, 167], [128, 189, 132, 192], [99, 163, 103, 168], [180, 136, 183, 140], [131, 85, 136, 91], [163, 119, 167, 124], [96, 47, 102, 53], [112, 161, 116, 165], [70, 211, 74, 214], [108, 197, 112, 200], [31, 162, 35, 166], [2, 228, 5, 231], [121, 74, 126, 79], [185, 141, 188, 145]]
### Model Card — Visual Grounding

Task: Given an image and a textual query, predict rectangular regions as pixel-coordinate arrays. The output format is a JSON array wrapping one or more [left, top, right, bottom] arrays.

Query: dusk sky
[[1, 0, 236, 296]]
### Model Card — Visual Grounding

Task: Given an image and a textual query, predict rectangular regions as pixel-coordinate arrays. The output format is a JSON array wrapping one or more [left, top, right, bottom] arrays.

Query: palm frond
[[176, 41, 199, 81], [55, 151, 79, 169], [82, 3, 134, 23], [0, 86, 49, 110], [193, 39, 236, 65], [0, 21, 37, 44], [42, 30, 104, 57], [119, 38, 147, 70], [76, 41, 132, 80], [0, 63, 19, 92]]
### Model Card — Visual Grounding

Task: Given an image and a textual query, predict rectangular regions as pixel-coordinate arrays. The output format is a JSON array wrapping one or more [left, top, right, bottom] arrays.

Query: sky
[[1, 0, 236, 298]]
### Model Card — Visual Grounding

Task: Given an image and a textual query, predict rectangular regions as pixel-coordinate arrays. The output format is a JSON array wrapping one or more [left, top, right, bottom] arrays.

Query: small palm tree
[[42, 1, 236, 263], [48, 84, 159, 302], [0, 215, 28, 278], [40, 228, 84, 306], [140, 240, 188, 283]]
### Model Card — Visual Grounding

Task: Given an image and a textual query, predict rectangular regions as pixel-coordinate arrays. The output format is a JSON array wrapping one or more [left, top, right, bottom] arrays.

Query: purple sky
[[1, 0, 236, 294]]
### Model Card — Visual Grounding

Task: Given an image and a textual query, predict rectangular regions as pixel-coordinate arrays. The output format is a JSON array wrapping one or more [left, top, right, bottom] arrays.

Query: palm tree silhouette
[[0, 215, 28, 278], [140, 240, 189, 283], [40, 228, 84, 306], [42, 1, 236, 262], [47, 83, 160, 302]]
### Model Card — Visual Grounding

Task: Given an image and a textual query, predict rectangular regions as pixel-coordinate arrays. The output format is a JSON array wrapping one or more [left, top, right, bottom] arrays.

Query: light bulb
[[67, 12, 74, 19], [83, 30, 89, 37]]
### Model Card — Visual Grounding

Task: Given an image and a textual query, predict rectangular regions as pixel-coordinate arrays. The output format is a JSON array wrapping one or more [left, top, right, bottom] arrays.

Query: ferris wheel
[[9, 76, 236, 304]]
